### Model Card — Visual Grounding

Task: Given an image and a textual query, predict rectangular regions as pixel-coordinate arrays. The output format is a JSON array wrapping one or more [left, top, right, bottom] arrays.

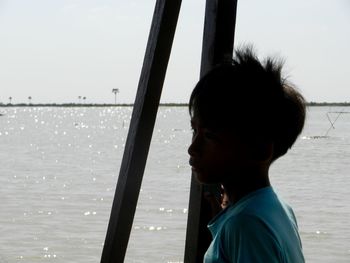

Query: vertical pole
[[184, 0, 238, 262], [100, 0, 182, 262]]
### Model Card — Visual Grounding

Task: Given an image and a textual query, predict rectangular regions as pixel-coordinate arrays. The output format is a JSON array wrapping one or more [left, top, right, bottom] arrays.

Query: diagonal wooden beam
[[184, 0, 238, 262], [100, 1, 182, 262]]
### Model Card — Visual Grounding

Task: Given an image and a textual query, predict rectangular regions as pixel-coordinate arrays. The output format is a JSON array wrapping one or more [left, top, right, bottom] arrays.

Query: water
[[0, 106, 349, 262]]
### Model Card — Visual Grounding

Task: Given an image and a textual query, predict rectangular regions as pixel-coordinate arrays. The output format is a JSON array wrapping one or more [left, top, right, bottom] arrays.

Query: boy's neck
[[222, 166, 271, 204]]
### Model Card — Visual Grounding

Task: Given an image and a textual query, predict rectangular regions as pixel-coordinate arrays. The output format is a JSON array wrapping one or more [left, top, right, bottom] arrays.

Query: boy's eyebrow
[[191, 119, 213, 131], [191, 119, 224, 133]]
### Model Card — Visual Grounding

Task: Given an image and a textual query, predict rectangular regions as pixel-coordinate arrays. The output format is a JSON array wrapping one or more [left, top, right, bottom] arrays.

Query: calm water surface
[[0, 106, 349, 262]]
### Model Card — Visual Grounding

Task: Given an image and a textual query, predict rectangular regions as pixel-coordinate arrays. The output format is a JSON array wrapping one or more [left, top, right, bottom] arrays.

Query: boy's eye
[[204, 131, 219, 140]]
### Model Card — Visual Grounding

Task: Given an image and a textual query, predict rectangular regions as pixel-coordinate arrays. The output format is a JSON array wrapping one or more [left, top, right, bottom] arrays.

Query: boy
[[188, 47, 305, 262]]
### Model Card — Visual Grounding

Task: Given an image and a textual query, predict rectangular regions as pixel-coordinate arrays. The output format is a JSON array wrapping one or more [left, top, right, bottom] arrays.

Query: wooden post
[[100, 0, 182, 262], [184, 0, 238, 262]]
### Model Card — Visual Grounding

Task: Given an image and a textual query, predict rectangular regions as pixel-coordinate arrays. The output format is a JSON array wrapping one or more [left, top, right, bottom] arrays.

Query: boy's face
[[188, 113, 252, 184]]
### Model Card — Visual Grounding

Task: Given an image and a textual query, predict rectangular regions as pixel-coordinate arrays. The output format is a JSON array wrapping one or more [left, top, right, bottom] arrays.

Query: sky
[[0, 0, 349, 104]]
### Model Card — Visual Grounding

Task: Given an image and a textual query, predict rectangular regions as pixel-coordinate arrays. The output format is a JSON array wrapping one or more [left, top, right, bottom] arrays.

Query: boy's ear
[[248, 142, 274, 163]]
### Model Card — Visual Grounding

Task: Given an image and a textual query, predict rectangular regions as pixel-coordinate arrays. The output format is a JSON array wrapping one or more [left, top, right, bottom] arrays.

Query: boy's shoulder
[[222, 187, 297, 239], [207, 187, 304, 263], [228, 186, 280, 215]]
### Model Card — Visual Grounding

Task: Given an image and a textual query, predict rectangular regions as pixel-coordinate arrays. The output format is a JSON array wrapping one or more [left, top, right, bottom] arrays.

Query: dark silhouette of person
[[188, 46, 305, 262]]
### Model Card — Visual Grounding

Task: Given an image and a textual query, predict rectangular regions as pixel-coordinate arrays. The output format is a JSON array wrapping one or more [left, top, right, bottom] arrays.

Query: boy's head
[[189, 47, 306, 164]]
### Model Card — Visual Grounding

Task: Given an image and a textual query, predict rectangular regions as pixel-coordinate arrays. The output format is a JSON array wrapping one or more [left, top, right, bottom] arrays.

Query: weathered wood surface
[[184, 0, 238, 262], [100, 0, 182, 262]]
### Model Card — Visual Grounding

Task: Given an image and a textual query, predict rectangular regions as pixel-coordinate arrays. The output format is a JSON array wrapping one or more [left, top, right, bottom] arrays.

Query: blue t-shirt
[[204, 186, 304, 263]]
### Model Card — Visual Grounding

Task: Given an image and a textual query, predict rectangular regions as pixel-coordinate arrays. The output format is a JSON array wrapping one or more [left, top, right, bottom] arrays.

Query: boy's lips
[[189, 158, 199, 169]]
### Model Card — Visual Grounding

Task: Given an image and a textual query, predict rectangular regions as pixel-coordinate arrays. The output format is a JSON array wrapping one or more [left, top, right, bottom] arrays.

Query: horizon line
[[1, 102, 350, 107]]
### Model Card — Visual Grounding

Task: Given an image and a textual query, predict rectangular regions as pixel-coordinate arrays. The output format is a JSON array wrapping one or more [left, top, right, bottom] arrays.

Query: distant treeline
[[307, 102, 350, 106], [0, 103, 188, 107], [0, 102, 349, 107], [0, 103, 133, 107]]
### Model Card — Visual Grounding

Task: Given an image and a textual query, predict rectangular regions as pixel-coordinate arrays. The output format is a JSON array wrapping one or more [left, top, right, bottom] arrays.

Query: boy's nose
[[188, 135, 200, 157], [188, 143, 195, 157]]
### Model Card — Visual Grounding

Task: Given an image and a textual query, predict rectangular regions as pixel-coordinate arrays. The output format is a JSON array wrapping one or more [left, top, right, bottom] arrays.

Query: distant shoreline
[[0, 102, 349, 107]]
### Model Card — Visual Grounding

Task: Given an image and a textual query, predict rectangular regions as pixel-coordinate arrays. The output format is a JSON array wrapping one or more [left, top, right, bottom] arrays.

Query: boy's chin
[[193, 171, 220, 185]]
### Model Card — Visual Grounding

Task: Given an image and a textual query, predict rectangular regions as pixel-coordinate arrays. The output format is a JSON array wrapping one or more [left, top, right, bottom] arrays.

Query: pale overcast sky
[[0, 0, 349, 104]]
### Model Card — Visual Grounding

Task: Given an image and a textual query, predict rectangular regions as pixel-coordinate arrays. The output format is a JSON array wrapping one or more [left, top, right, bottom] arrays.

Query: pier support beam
[[184, 0, 238, 262], [100, 1, 182, 262]]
